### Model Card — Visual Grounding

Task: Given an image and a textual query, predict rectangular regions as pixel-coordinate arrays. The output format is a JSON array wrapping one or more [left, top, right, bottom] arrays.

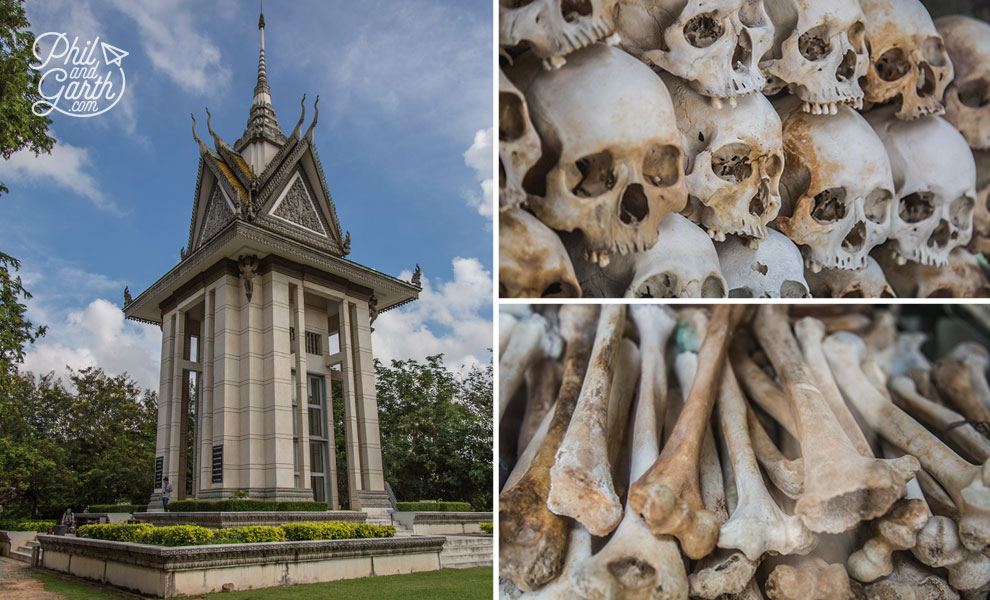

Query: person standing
[[162, 477, 173, 512]]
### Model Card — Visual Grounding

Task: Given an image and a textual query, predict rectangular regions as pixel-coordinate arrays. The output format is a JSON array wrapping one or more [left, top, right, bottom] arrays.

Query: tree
[[0, 252, 44, 379], [0, 0, 55, 195]]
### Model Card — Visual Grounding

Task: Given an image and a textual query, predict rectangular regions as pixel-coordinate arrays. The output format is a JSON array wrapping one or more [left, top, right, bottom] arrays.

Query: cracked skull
[[876, 245, 990, 298], [519, 44, 687, 266], [866, 106, 976, 267], [716, 227, 809, 297], [499, 0, 620, 69], [762, 0, 869, 114], [937, 15, 990, 150], [499, 65, 543, 212], [774, 98, 895, 272], [664, 73, 783, 245], [616, 0, 774, 101], [860, 0, 953, 120], [499, 207, 581, 298]]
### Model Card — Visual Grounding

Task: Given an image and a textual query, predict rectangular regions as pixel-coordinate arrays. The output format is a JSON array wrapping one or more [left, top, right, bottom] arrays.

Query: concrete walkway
[[0, 556, 63, 600]]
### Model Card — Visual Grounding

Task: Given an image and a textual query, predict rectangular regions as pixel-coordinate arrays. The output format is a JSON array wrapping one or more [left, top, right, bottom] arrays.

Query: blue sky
[[1, 0, 494, 390]]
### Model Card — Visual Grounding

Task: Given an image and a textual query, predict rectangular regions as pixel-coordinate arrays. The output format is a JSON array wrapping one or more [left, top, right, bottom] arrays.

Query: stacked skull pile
[[499, 0, 990, 298]]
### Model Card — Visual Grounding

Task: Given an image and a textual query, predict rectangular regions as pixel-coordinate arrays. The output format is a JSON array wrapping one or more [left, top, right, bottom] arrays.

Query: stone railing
[[132, 510, 367, 529], [392, 511, 493, 535]]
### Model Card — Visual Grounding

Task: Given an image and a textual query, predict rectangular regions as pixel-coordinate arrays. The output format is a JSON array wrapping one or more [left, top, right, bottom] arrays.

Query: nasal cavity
[[927, 219, 950, 248], [733, 29, 752, 71], [836, 49, 857, 81], [917, 62, 936, 97], [607, 558, 657, 589], [749, 184, 767, 217], [620, 184, 649, 226], [841, 221, 866, 252]]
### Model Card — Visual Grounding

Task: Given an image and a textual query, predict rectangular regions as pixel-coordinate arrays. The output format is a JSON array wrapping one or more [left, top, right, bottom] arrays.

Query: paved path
[[0, 557, 64, 600]]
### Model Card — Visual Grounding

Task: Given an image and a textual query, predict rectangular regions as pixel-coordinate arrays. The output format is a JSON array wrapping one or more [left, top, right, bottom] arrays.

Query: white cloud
[[3, 138, 116, 212], [107, 0, 231, 95], [463, 127, 494, 220], [372, 257, 493, 372]]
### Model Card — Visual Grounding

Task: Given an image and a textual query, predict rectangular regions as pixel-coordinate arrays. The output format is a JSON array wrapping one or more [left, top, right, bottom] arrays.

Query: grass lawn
[[31, 566, 493, 600]]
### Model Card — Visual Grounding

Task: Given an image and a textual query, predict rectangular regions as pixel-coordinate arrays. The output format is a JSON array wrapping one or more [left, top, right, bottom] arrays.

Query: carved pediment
[[198, 184, 236, 248], [268, 171, 329, 237]]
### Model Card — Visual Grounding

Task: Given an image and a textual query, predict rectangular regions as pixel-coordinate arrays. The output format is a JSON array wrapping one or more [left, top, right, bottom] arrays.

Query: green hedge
[[85, 504, 146, 513], [0, 520, 57, 533], [480, 522, 493, 534], [77, 521, 393, 546], [164, 499, 328, 512], [395, 501, 472, 512]]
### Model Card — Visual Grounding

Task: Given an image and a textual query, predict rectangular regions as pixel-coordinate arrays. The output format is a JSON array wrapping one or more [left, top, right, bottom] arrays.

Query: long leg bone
[[500, 305, 599, 590], [933, 342, 990, 431], [824, 332, 990, 553], [571, 305, 689, 600], [747, 408, 804, 499], [731, 346, 799, 439], [754, 306, 918, 533], [717, 363, 817, 560], [846, 498, 929, 582], [891, 376, 990, 464], [548, 304, 627, 536], [518, 358, 563, 456], [606, 338, 640, 507], [500, 313, 563, 421], [628, 306, 742, 559]]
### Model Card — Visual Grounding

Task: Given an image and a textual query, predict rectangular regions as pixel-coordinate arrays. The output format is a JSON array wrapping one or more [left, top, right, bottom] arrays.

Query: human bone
[[717, 228, 809, 298], [891, 376, 990, 465], [859, 0, 953, 120], [875, 246, 990, 298], [547, 304, 627, 536], [846, 498, 929, 582], [500, 67, 543, 212], [967, 150, 990, 252], [936, 16, 990, 150], [517, 522, 592, 599], [774, 98, 895, 272], [866, 554, 960, 600], [499, 312, 563, 422], [806, 256, 895, 298], [865, 109, 976, 267], [518, 359, 563, 457], [761, 0, 869, 114], [662, 72, 783, 244], [518, 44, 687, 266], [933, 342, 990, 427], [499, 0, 620, 70], [615, 0, 774, 101], [499, 208, 580, 298], [764, 556, 856, 600]]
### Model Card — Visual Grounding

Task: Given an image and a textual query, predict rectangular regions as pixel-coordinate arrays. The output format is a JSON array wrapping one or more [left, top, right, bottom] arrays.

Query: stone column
[[349, 300, 385, 492], [337, 299, 363, 509], [211, 275, 241, 496], [293, 283, 310, 489], [261, 270, 296, 496], [150, 313, 175, 507], [198, 289, 215, 495], [168, 308, 185, 497], [239, 268, 261, 491]]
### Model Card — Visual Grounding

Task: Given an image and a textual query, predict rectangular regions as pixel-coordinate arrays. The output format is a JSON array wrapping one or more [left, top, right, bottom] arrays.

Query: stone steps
[[10, 539, 40, 564], [440, 536, 492, 569]]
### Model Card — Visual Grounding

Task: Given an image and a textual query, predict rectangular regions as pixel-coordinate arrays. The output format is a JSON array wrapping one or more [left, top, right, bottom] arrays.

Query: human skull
[[499, 0, 620, 69], [663, 73, 783, 245], [875, 244, 990, 298], [774, 97, 895, 272], [936, 16, 990, 150], [806, 255, 895, 298], [716, 228, 809, 297], [761, 0, 869, 114], [615, 0, 774, 101], [499, 207, 581, 298], [499, 65, 542, 212], [519, 44, 687, 266], [967, 150, 990, 254], [859, 0, 953, 120], [865, 107, 976, 267]]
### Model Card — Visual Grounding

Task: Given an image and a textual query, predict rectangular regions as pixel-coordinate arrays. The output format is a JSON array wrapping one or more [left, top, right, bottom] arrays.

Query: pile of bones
[[499, 0, 990, 298], [498, 304, 990, 599]]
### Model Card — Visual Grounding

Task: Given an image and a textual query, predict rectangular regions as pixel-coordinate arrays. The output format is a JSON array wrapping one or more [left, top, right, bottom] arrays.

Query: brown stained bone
[[606, 338, 640, 504], [548, 304, 627, 536], [846, 498, 929, 582], [754, 306, 917, 534], [519, 522, 593, 599], [865, 554, 960, 600], [500, 313, 562, 421], [628, 305, 744, 559], [933, 342, 990, 429], [765, 556, 856, 600], [747, 407, 804, 499], [500, 305, 599, 591], [731, 345, 799, 439], [717, 363, 817, 560], [824, 332, 990, 553], [518, 358, 564, 456], [891, 376, 990, 464], [571, 304, 689, 600]]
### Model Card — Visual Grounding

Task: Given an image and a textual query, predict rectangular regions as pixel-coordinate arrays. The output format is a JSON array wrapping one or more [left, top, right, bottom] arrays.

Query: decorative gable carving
[[269, 172, 328, 236], [198, 184, 235, 248]]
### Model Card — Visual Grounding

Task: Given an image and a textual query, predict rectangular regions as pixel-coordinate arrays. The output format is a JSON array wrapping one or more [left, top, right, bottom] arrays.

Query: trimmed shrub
[[480, 522, 493, 534], [77, 523, 154, 543], [148, 525, 214, 546], [281, 521, 394, 541], [212, 526, 287, 544], [85, 504, 145, 513], [395, 501, 472, 512], [0, 520, 56, 533], [165, 499, 326, 512]]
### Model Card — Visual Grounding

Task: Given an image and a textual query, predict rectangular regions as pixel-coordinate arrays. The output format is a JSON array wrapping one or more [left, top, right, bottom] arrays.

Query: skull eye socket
[[840, 289, 865, 298], [898, 191, 935, 223], [635, 273, 678, 298], [928, 287, 953, 298], [875, 48, 910, 81], [781, 281, 809, 298], [728, 287, 754, 298], [560, 0, 592, 23], [921, 36, 948, 68], [541, 281, 576, 298], [711, 143, 753, 182], [501, 0, 534, 7], [684, 12, 725, 48], [864, 188, 892, 224], [811, 187, 847, 223], [701, 275, 726, 298], [950, 195, 975, 229], [959, 78, 990, 109], [765, 154, 783, 180], [799, 25, 831, 61], [643, 144, 681, 188], [568, 151, 615, 197], [499, 92, 526, 142]]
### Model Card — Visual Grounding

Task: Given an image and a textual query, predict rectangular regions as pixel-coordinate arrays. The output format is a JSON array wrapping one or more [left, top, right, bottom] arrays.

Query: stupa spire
[[235, 5, 286, 156]]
